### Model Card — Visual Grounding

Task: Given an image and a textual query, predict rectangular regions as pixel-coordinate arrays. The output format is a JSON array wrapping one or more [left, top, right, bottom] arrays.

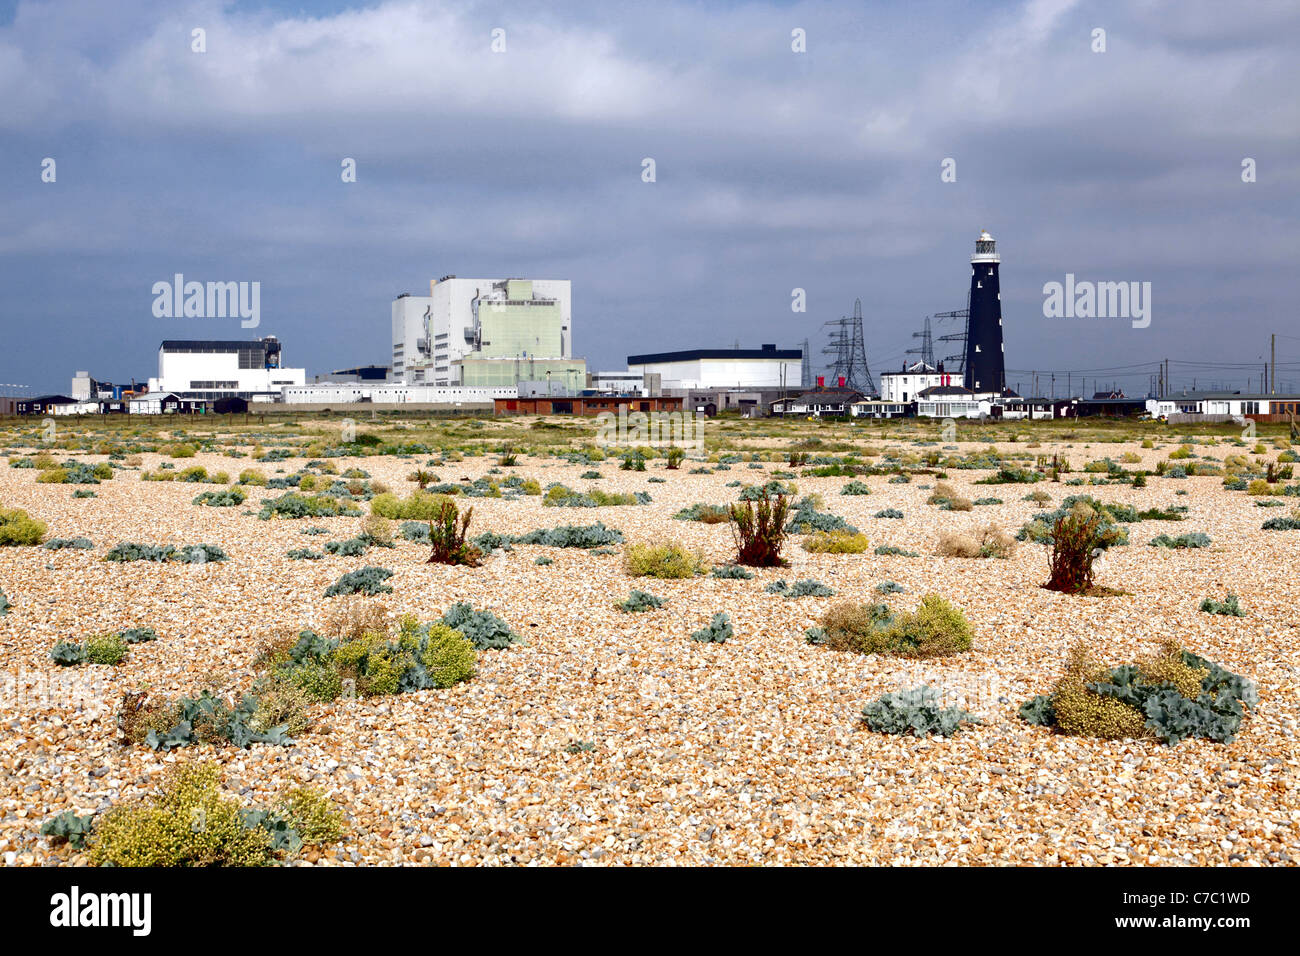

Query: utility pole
[[1272, 334, 1277, 395]]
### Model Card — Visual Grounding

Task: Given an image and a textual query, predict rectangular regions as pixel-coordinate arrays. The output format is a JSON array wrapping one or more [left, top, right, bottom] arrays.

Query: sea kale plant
[[1018, 640, 1256, 745], [861, 687, 979, 737]]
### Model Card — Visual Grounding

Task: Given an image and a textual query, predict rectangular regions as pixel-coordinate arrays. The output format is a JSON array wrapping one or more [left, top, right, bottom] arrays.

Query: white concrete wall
[[153, 350, 304, 394], [282, 383, 517, 405], [628, 357, 799, 390], [391, 295, 433, 383]]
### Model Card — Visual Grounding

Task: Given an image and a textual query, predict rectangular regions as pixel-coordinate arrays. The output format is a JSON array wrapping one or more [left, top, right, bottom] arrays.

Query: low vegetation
[[936, 524, 1016, 559], [861, 687, 979, 737], [54, 762, 345, 866], [811, 595, 973, 658], [690, 612, 733, 644], [624, 540, 707, 578], [0, 504, 46, 545], [1019, 640, 1256, 745]]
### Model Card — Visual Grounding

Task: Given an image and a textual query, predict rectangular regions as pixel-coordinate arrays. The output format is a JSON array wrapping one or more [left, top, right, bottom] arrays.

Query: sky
[[1, 0, 1298, 396]]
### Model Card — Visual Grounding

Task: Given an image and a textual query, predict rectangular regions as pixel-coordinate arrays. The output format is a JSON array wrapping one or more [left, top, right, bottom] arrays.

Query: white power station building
[[391, 276, 581, 390], [148, 337, 305, 401], [626, 346, 803, 390]]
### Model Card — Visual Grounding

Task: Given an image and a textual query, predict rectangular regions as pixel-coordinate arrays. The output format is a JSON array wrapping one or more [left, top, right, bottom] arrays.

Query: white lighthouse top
[[972, 229, 1000, 264]]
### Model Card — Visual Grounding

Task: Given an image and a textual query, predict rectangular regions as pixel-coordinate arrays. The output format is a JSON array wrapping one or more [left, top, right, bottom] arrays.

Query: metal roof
[[159, 340, 276, 351], [628, 347, 802, 364]]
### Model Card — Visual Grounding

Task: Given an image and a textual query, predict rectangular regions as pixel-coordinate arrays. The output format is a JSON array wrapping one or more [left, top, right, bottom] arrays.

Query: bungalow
[[1147, 393, 1300, 423], [915, 385, 991, 419], [128, 393, 210, 415], [849, 399, 910, 419], [997, 397, 1072, 420], [15, 394, 76, 415], [769, 388, 865, 418]]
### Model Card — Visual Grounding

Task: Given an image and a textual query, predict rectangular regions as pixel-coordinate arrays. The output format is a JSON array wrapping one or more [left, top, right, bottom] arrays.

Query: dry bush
[[319, 599, 391, 641], [360, 513, 393, 546], [936, 525, 1015, 559], [927, 482, 957, 504]]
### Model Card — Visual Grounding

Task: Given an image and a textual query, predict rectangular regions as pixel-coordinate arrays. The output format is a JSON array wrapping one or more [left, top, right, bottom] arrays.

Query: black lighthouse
[[963, 230, 1005, 394]]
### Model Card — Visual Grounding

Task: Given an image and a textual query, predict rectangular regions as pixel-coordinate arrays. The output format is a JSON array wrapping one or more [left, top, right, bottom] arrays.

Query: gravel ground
[[1, 434, 1297, 866]]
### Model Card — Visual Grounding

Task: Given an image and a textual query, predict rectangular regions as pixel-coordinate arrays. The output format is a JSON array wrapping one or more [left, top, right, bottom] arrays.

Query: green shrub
[[862, 687, 978, 737], [43, 536, 93, 550], [818, 595, 972, 658], [90, 763, 275, 866], [690, 612, 733, 644], [624, 541, 707, 578], [1262, 516, 1300, 531], [710, 565, 754, 579], [276, 787, 346, 846], [514, 522, 623, 548], [1149, 532, 1211, 549], [193, 487, 246, 507], [1019, 640, 1256, 745], [324, 566, 394, 597], [0, 589, 9, 616], [1199, 594, 1244, 617], [1018, 495, 1131, 547], [287, 548, 322, 560], [974, 467, 1042, 485], [765, 578, 833, 598], [840, 481, 871, 496], [325, 537, 369, 557], [617, 589, 664, 613], [543, 484, 647, 507], [440, 602, 519, 650], [103, 542, 227, 563], [874, 509, 904, 520], [673, 503, 732, 523], [260, 493, 360, 520], [41, 809, 95, 849], [874, 544, 918, 556], [83, 633, 128, 665], [785, 496, 857, 534], [0, 505, 47, 546], [801, 530, 869, 554], [50, 641, 85, 666]]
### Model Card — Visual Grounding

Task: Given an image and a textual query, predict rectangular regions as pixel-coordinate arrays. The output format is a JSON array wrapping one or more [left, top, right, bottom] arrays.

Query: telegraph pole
[[1272, 334, 1277, 396]]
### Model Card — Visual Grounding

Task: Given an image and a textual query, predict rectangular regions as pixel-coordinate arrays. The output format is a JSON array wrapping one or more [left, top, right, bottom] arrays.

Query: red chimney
[[816, 375, 824, 387], [837, 376, 846, 388]]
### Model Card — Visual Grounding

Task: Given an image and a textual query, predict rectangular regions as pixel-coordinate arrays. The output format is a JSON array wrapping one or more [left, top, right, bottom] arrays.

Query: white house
[[879, 361, 958, 403], [915, 385, 991, 419]]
